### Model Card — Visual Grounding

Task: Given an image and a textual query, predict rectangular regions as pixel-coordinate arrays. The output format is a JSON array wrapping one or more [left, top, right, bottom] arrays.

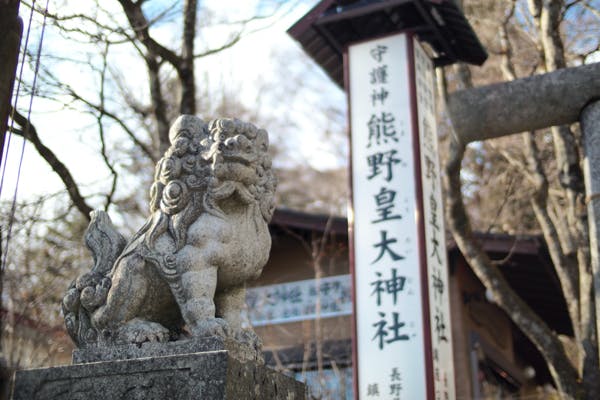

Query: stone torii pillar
[[582, 99, 600, 358]]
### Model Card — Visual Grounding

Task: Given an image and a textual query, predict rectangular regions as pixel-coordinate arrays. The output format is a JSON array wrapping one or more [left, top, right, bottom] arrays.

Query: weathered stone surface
[[582, 100, 600, 360], [13, 351, 305, 400], [73, 336, 260, 364], [447, 62, 600, 143], [61, 115, 277, 362]]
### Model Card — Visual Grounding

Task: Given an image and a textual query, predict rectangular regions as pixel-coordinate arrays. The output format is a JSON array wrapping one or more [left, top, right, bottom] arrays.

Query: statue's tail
[[62, 210, 126, 346], [85, 210, 127, 276]]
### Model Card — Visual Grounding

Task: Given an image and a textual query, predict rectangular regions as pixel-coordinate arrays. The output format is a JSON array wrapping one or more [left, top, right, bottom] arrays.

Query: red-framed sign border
[[345, 31, 435, 400]]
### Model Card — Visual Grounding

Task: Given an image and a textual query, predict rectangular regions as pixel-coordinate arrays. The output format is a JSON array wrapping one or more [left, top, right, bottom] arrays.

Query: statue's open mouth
[[221, 152, 257, 165], [202, 145, 258, 166]]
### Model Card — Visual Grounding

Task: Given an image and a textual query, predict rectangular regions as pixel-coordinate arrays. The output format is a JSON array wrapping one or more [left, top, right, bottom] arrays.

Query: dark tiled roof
[[288, 0, 487, 88]]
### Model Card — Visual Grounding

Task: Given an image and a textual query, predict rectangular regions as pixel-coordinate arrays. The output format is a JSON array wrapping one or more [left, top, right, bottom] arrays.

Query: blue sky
[[2, 0, 347, 208]]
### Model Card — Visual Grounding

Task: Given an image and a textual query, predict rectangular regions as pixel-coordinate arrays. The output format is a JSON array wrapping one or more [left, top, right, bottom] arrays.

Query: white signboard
[[349, 33, 426, 400], [246, 275, 352, 326], [415, 39, 456, 400], [348, 33, 455, 400]]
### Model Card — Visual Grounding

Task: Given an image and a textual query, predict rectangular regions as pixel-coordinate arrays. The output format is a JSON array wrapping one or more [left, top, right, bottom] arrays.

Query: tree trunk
[[179, 0, 197, 115], [145, 54, 170, 155], [444, 137, 580, 399], [0, 0, 22, 164]]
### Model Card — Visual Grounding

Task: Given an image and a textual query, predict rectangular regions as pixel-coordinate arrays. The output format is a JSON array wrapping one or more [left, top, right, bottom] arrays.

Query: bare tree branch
[[117, 0, 182, 68], [194, 33, 243, 59], [64, 87, 157, 162], [582, 1, 600, 19], [9, 107, 93, 220], [444, 136, 579, 398], [97, 42, 118, 211], [35, 61, 158, 162]]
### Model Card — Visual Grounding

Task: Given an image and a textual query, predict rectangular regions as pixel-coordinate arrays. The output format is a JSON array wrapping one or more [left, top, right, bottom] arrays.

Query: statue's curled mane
[[137, 116, 276, 252]]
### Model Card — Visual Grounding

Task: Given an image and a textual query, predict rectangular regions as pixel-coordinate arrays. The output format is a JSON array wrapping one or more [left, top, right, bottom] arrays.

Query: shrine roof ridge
[[288, 0, 487, 88]]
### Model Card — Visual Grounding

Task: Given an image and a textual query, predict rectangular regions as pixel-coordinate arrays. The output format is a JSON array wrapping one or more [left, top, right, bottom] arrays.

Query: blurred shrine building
[[254, 208, 571, 399]]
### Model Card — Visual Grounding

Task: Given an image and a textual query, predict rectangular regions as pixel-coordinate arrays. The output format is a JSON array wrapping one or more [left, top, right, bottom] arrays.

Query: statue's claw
[[190, 318, 231, 338], [117, 319, 170, 345], [235, 328, 264, 363], [235, 328, 263, 351], [62, 287, 81, 312], [79, 276, 111, 312]]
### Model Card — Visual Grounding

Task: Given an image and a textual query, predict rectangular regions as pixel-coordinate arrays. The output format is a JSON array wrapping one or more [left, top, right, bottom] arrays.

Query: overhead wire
[[0, 0, 37, 198], [1, 0, 51, 273]]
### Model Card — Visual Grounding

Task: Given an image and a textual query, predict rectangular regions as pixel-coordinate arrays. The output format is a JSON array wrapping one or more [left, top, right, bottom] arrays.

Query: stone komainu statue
[[62, 115, 276, 359]]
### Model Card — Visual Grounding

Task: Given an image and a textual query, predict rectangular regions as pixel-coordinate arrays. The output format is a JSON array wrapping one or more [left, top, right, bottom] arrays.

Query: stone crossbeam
[[447, 62, 600, 143]]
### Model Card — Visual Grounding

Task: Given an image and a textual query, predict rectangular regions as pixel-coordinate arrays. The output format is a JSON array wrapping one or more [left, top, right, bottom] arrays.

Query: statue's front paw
[[190, 318, 231, 338], [118, 319, 170, 345], [80, 277, 111, 311], [62, 287, 81, 312], [236, 329, 263, 351]]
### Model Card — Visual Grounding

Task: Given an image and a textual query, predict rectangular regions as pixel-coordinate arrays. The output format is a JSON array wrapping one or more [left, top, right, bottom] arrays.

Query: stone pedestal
[[12, 338, 306, 399]]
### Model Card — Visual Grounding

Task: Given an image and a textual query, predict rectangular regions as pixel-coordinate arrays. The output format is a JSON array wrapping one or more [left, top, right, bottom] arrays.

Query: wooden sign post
[[348, 32, 454, 400]]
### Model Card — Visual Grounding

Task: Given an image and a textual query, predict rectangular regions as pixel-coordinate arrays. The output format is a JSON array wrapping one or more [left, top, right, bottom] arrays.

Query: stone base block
[[72, 336, 259, 364], [13, 349, 305, 399]]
